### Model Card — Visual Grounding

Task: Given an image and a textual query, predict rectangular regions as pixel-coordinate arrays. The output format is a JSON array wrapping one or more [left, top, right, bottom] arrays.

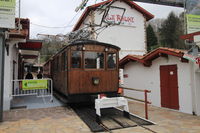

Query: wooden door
[[160, 65, 179, 110]]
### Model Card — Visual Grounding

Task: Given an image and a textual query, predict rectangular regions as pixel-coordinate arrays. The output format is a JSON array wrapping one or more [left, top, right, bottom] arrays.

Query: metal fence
[[11, 78, 53, 102]]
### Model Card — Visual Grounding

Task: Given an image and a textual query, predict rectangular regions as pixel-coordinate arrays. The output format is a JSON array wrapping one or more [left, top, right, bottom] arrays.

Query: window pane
[[107, 53, 116, 69], [62, 52, 67, 70], [65, 53, 68, 70], [71, 51, 81, 68], [56, 57, 59, 71], [84, 52, 104, 69]]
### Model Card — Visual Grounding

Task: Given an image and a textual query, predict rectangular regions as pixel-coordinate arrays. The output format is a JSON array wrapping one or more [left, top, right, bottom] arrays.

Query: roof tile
[[119, 47, 187, 67]]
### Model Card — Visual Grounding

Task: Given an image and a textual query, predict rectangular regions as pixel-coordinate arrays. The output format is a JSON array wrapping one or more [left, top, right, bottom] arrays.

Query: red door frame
[[160, 65, 179, 110]]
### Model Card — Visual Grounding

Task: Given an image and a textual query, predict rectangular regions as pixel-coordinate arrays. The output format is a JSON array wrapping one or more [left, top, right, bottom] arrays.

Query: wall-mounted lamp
[[82, 47, 85, 50], [92, 77, 100, 85], [105, 48, 108, 52]]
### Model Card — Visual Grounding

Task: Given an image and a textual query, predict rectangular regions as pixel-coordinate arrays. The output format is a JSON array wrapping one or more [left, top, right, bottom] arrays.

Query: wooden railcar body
[[43, 59, 52, 78], [44, 40, 120, 100]]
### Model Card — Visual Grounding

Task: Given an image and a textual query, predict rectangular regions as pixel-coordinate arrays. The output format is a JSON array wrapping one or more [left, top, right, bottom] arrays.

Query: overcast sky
[[18, 0, 184, 38]]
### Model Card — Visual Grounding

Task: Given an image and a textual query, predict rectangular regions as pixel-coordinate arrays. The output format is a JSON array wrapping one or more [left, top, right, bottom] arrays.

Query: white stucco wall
[[80, 1, 148, 58], [192, 63, 200, 115], [123, 55, 193, 114], [3, 43, 18, 110]]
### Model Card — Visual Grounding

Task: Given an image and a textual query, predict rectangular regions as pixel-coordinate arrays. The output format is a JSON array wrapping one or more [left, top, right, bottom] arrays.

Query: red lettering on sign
[[105, 14, 134, 25], [116, 15, 121, 21]]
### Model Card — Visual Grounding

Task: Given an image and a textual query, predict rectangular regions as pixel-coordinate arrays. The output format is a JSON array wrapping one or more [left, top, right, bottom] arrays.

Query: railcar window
[[53, 59, 56, 73], [71, 51, 81, 68], [59, 56, 62, 71], [65, 53, 68, 70], [56, 57, 59, 71], [107, 53, 117, 69], [62, 52, 67, 70], [84, 52, 104, 69]]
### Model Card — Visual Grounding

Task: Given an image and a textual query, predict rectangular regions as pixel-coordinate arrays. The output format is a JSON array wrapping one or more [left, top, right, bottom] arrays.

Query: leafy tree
[[146, 24, 158, 51], [159, 12, 186, 49], [39, 36, 68, 63]]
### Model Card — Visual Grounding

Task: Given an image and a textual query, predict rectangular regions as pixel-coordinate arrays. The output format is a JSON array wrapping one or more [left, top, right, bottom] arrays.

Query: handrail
[[120, 86, 151, 93], [123, 96, 151, 104], [120, 86, 151, 120]]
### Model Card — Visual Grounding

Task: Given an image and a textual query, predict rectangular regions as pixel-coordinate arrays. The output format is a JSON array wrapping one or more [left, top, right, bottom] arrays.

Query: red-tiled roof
[[73, 0, 154, 31], [119, 47, 187, 67]]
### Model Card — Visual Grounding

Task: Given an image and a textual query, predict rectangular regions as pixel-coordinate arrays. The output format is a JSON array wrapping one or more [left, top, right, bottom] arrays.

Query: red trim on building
[[143, 47, 184, 61], [119, 55, 144, 67], [73, 0, 154, 31], [18, 40, 43, 50], [180, 31, 200, 41], [119, 47, 187, 68]]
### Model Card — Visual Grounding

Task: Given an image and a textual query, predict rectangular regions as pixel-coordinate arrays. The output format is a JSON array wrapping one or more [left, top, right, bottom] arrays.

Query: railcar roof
[[43, 40, 120, 66], [68, 40, 121, 50]]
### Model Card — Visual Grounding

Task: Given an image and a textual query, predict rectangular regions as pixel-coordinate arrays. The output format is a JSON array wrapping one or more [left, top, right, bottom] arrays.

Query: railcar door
[[68, 50, 82, 94]]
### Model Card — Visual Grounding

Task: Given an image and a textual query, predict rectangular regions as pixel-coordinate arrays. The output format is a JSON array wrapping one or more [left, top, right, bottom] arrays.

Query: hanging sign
[[186, 0, 200, 34], [22, 80, 48, 90], [0, 0, 16, 29], [186, 14, 200, 34]]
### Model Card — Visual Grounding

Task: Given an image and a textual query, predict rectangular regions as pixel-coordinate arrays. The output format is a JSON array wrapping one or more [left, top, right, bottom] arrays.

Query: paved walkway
[[120, 101, 200, 133], [1, 106, 90, 133], [1, 101, 200, 133]]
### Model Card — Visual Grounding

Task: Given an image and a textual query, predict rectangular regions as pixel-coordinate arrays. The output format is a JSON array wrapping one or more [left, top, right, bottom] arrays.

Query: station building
[[3, 18, 42, 110], [119, 47, 200, 115], [73, 0, 154, 58], [73, 0, 200, 115]]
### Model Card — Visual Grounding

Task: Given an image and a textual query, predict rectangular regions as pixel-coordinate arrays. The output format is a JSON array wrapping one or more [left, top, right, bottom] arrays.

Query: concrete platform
[[11, 95, 64, 109], [1, 101, 200, 133]]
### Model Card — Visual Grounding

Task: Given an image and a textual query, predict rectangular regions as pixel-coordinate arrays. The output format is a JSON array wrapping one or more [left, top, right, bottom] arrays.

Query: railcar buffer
[[95, 95, 130, 122]]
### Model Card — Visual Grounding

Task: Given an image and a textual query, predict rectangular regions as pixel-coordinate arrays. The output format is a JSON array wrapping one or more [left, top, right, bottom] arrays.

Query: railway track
[[71, 105, 156, 132], [54, 92, 156, 132]]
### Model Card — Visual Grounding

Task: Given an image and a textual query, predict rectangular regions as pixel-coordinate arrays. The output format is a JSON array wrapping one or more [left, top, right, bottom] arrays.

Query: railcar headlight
[[92, 77, 100, 85]]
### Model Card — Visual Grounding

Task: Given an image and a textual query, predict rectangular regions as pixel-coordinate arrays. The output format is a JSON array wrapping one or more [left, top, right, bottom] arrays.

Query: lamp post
[[0, 29, 5, 122]]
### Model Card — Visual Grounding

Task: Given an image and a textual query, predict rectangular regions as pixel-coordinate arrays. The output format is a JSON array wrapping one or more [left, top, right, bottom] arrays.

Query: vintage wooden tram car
[[43, 40, 120, 102]]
